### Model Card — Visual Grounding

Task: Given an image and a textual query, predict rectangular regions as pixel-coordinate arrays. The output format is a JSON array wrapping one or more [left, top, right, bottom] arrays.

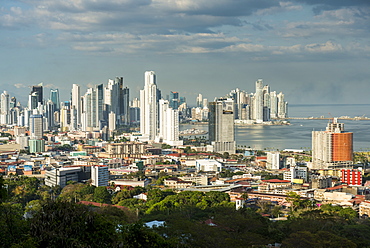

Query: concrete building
[[158, 99, 183, 146], [208, 98, 236, 154], [312, 118, 353, 169], [341, 169, 362, 186], [29, 114, 43, 139], [104, 142, 149, 158], [284, 165, 308, 182], [266, 151, 280, 170], [196, 159, 222, 172], [28, 139, 45, 153], [91, 165, 109, 187], [45, 167, 82, 188]]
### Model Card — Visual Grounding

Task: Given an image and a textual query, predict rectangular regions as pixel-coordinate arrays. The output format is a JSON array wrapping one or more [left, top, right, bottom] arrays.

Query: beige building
[[104, 142, 149, 158]]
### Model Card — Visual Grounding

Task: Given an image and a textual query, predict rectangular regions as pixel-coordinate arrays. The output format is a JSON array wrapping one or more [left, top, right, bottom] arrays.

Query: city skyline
[[1, 1, 369, 105]]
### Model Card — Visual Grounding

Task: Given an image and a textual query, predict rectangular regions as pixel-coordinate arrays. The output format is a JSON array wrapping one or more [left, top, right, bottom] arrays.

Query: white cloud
[[304, 41, 343, 53]]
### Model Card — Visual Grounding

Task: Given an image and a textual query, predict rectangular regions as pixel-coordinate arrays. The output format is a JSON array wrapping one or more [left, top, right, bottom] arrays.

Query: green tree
[[30, 200, 119, 247], [93, 186, 112, 204]]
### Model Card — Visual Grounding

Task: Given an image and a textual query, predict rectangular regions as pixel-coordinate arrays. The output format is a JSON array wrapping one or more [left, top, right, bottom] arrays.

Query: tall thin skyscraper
[[209, 98, 236, 154], [71, 84, 81, 127], [140, 71, 159, 141], [277, 92, 287, 118], [45, 100, 55, 131], [0, 91, 10, 125], [254, 79, 264, 123]]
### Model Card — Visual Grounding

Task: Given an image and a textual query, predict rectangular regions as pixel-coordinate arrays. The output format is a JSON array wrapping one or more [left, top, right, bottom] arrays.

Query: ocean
[[180, 104, 370, 151]]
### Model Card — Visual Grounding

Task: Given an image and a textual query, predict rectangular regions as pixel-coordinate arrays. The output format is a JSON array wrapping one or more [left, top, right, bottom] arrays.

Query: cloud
[[14, 83, 27, 88], [304, 41, 342, 52]]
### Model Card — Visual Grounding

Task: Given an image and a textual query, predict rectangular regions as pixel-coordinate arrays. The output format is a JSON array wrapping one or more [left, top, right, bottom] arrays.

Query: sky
[[1, 0, 370, 105]]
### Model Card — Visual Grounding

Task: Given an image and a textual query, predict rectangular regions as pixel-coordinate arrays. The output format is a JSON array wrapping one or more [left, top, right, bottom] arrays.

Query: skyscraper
[[254, 79, 264, 123], [31, 84, 43, 105], [50, 89, 60, 111], [209, 98, 236, 154], [0, 91, 10, 125], [169, 91, 179, 109], [312, 119, 353, 169], [159, 99, 182, 146], [140, 71, 159, 141], [71, 84, 81, 126], [29, 114, 43, 139]]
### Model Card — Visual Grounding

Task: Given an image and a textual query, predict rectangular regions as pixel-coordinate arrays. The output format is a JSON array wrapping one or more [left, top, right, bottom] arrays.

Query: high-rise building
[[50, 89, 60, 111], [159, 99, 182, 146], [270, 91, 278, 119], [140, 71, 159, 141], [196, 94, 203, 108], [312, 119, 353, 169], [121, 86, 130, 125], [91, 166, 109, 187], [277, 92, 287, 118], [45, 100, 55, 131], [0, 91, 10, 125], [29, 114, 43, 139], [266, 151, 280, 170], [28, 92, 39, 110], [169, 91, 179, 109], [208, 98, 235, 154], [31, 84, 43, 104], [254, 79, 264, 123], [71, 84, 81, 126]]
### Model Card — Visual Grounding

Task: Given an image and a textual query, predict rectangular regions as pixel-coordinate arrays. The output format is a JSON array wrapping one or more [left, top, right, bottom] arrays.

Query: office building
[[50, 89, 60, 111], [91, 165, 109, 187], [31, 84, 43, 105], [208, 98, 236, 154], [312, 119, 353, 169], [169, 91, 179, 109], [29, 114, 43, 139], [45, 167, 82, 188]]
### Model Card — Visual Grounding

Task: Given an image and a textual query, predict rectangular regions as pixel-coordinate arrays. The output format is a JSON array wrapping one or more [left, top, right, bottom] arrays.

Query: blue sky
[[1, 0, 369, 105]]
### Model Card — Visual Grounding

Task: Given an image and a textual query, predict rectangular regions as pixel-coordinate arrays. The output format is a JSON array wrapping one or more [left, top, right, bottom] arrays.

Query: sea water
[[180, 104, 370, 151]]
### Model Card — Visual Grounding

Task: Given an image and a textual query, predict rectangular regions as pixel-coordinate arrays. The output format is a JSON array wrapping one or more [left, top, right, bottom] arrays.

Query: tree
[[286, 191, 302, 212], [93, 186, 112, 204], [30, 200, 119, 247]]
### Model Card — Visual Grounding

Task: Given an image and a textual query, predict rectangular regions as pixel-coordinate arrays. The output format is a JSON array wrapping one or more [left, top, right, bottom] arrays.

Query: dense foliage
[[1, 175, 370, 247]]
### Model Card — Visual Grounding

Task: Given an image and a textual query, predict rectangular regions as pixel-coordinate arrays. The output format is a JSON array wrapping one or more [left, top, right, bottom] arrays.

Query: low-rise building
[[45, 167, 82, 188], [164, 177, 193, 189], [195, 159, 222, 172], [359, 201, 370, 217]]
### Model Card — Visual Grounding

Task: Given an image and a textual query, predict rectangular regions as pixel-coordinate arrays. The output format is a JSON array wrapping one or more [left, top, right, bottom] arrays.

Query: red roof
[[326, 185, 346, 191], [262, 179, 291, 183]]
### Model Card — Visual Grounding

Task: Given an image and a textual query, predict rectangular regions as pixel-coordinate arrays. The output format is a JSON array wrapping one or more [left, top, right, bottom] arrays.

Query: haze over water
[[181, 104, 370, 151]]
